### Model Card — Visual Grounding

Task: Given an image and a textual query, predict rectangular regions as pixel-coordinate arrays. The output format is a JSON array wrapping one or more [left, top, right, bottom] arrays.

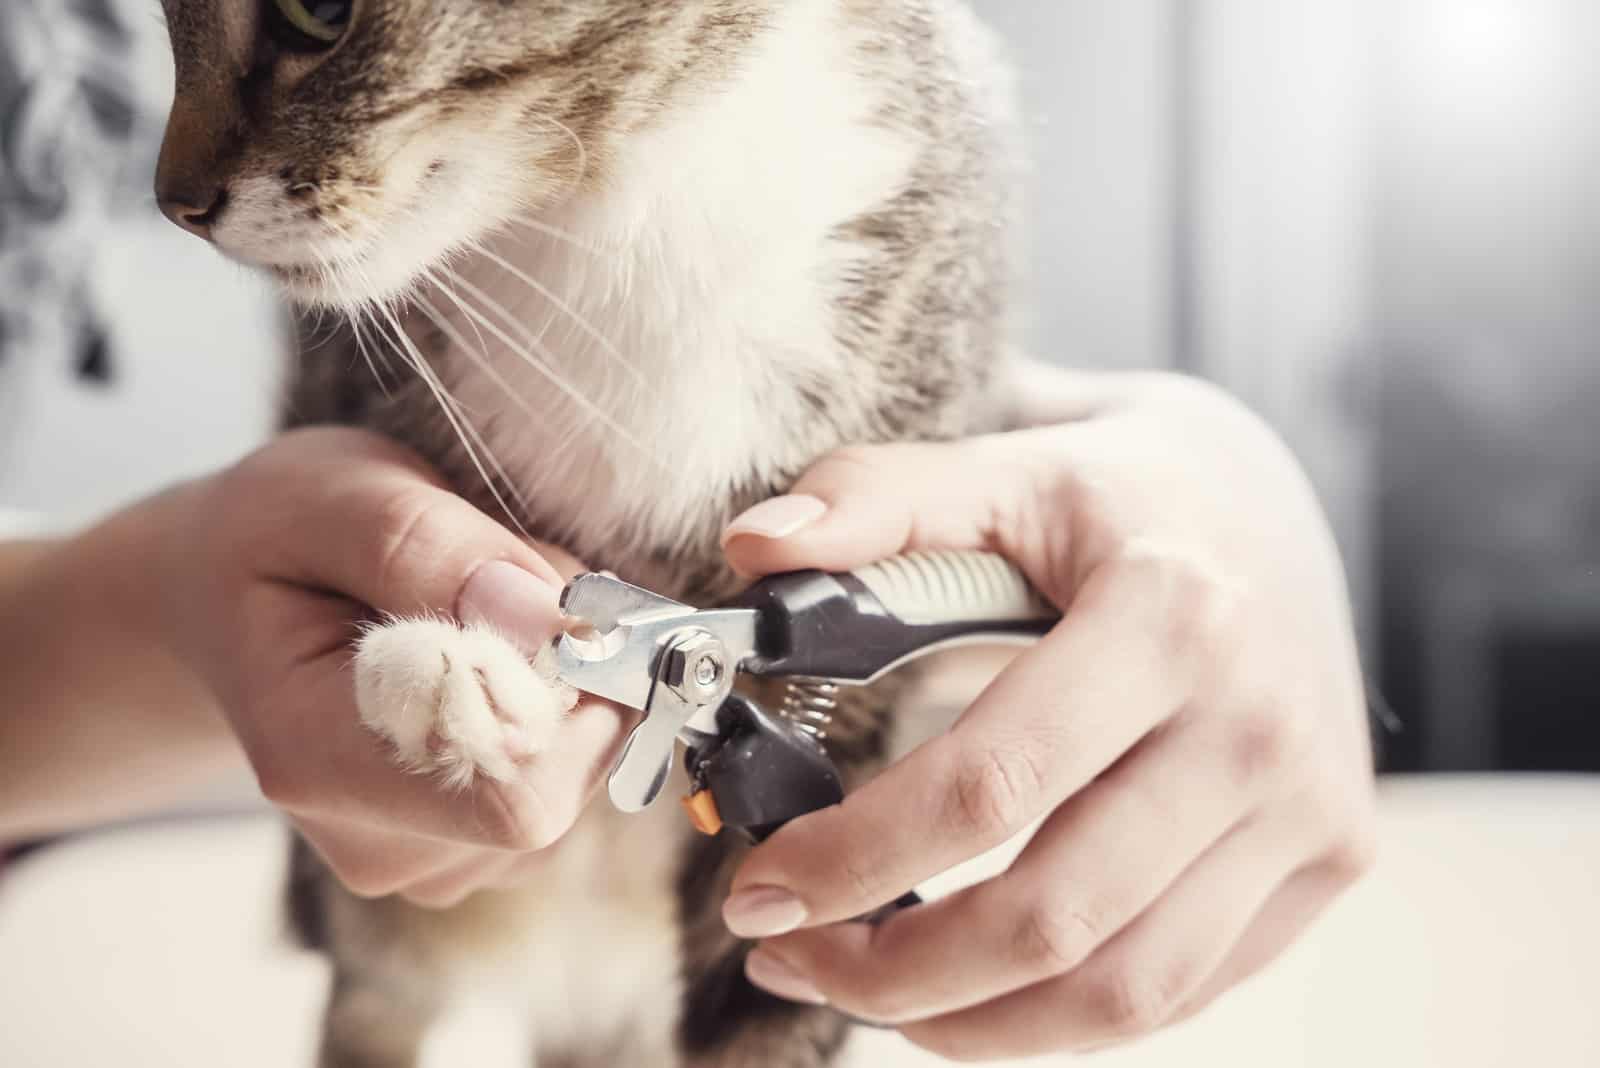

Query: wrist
[[54, 479, 228, 745], [0, 485, 235, 839]]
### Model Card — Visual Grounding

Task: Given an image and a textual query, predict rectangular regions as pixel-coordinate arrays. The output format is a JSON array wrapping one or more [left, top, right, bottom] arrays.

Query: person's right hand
[[160, 428, 631, 907]]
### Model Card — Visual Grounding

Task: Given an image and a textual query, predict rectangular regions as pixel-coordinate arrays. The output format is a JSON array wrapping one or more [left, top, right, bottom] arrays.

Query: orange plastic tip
[[682, 790, 724, 836]]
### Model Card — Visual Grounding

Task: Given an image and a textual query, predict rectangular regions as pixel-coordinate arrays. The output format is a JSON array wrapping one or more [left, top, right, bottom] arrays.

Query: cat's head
[[154, 0, 767, 306]]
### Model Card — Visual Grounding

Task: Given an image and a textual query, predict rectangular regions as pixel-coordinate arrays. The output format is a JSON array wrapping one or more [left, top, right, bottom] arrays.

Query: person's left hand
[[716, 372, 1378, 1059]]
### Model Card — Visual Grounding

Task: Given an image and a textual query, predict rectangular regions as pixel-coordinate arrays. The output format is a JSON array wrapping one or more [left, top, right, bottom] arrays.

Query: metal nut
[[664, 632, 727, 702]]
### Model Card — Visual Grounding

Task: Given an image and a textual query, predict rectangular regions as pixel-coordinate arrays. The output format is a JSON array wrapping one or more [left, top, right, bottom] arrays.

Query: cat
[[154, 1, 1020, 1064]]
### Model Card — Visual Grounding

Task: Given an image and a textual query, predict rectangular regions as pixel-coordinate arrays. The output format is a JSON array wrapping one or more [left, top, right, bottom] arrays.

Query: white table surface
[[2, 775, 1597, 1068]]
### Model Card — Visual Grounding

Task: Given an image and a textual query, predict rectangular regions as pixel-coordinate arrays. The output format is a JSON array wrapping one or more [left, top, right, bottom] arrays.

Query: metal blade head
[[553, 574, 694, 710], [551, 573, 760, 717], [559, 572, 689, 635]]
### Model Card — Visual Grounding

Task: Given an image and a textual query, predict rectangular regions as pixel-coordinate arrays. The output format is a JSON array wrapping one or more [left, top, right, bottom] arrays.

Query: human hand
[[161, 428, 631, 907], [719, 373, 1378, 1058]]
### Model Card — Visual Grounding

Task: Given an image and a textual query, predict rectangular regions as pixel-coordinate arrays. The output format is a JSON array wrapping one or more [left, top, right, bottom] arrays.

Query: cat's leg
[[317, 967, 444, 1068], [676, 680, 905, 1068], [288, 838, 450, 1068], [300, 619, 574, 1068], [354, 617, 576, 789], [679, 830, 849, 1068]]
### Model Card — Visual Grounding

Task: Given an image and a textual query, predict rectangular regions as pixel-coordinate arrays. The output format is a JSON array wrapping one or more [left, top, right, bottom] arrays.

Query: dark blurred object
[[1499, 614, 1600, 771], [75, 323, 114, 385]]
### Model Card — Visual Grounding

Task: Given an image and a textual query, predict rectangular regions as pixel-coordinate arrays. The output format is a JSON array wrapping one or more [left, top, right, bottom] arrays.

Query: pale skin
[[0, 365, 1376, 1056], [0, 429, 635, 905]]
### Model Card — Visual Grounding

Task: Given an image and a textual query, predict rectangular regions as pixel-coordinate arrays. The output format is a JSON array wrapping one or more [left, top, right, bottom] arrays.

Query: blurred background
[[2, 0, 1596, 776]]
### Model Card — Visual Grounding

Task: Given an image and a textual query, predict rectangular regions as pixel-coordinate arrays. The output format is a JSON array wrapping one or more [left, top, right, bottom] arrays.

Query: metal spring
[[780, 679, 838, 744]]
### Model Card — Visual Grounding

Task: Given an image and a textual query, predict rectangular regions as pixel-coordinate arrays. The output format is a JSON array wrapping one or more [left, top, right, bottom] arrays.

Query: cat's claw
[[354, 618, 576, 789]]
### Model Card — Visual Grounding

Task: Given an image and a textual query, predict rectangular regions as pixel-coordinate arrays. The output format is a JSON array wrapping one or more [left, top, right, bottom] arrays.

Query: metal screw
[[663, 631, 728, 702], [693, 653, 723, 688]]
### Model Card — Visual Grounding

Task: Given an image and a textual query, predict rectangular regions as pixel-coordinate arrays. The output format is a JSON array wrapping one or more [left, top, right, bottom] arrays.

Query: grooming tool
[[552, 550, 1060, 844]]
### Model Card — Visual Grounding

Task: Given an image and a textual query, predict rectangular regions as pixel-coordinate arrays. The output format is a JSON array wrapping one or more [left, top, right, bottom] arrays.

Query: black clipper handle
[[688, 698, 921, 924], [691, 696, 843, 844], [734, 550, 1059, 684], [690, 552, 1055, 926]]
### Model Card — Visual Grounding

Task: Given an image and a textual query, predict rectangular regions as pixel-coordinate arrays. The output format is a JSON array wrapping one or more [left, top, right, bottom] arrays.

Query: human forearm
[[0, 488, 242, 840]]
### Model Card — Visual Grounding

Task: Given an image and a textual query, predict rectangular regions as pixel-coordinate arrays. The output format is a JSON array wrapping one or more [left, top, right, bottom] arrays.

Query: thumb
[[721, 437, 1039, 578], [233, 428, 572, 646]]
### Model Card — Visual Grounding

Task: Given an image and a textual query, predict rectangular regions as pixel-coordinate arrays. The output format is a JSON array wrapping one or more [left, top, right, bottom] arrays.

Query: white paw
[[354, 618, 577, 789]]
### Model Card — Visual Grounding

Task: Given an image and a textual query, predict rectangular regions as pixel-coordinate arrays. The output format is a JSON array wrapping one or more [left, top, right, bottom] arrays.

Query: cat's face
[[155, 0, 769, 305]]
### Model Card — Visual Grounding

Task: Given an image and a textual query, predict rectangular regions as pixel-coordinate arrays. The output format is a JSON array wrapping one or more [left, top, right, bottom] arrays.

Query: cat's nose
[[158, 185, 229, 242]]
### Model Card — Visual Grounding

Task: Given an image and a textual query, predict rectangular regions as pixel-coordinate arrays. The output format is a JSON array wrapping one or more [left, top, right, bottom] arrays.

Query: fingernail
[[724, 885, 808, 939], [457, 561, 563, 654], [723, 495, 827, 544], [746, 947, 827, 1006]]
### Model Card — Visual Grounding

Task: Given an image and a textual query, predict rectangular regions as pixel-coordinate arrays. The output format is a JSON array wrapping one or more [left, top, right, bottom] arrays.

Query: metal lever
[[607, 628, 735, 812]]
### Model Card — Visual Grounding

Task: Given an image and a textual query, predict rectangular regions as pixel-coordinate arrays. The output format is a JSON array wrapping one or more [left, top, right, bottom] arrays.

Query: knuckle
[[821, 443, 881, 470], [370, 489, 454, 603], [252, 747, 308, 812], [908, 1029, 991, 1065], [852, 981, 917, 1027], [1085, 965, 1185, 1037], [476, 784, 556, 853], [1108, 544, 1240, 665], [335, 862, 409, 900], [1324, 829, 1380, 885], [1225, 697, 1306, 787], [804, 445, 880, 490], [254, 762, 295, 809], [948, 742, 1044, 844], [804, 442, 931, 494], [402, 884, 473, 911], [216, 444, 277, 500], [840, 855, 884, 908], [1013, 902, 1100, 974], [1165, 575, 1235, 664], [243, 695, 314, 810]]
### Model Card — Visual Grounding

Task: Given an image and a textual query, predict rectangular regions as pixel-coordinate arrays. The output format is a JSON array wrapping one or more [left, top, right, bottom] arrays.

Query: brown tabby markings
[[160, 0, 1018, 1065]]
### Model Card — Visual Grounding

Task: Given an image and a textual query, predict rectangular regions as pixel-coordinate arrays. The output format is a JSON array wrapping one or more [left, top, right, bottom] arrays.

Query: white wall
[[989, 1, 1379, 642], [982, 1, 1177, 370], [1187, 0, 1379, 647]]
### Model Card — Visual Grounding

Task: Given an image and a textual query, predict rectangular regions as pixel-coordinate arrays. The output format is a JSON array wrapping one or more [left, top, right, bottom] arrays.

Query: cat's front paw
[[354, 618, 576, 789]]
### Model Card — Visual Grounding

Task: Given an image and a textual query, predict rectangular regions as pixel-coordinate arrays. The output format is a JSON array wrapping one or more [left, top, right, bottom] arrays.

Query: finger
[[252, 646, 634, 850], [400, 851, 521, 909], [1173, 847, 1372, 1021], [227, 427, 569, 620], [726, 558, 1198, 935], [294, 815, 476, 898], [720, 437, 1045, 578], [902, 815, 1312, 1061], [750, 708, 1265, 1023]]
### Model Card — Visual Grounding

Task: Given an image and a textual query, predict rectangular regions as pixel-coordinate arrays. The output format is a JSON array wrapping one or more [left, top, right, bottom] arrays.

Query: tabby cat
[[154, 1, 1019, 1064]]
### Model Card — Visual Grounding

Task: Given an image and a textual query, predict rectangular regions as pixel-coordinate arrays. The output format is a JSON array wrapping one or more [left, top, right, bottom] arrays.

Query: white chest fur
[[362, 5, 919, 1063], [407, 0, 915, 565]]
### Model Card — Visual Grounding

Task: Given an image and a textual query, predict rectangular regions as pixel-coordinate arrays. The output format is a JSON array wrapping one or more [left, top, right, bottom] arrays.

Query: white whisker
[[444, 274, 646, 452], [332, 250, 529, 536], [500, 214, 602, 257], [368, 299, 532, 538], [467, 239, 644, 388], [314, 224, 396, 392]]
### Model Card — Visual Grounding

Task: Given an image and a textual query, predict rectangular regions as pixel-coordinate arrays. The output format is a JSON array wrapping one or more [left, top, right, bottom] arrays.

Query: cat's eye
[[267, 0, 353, 50]]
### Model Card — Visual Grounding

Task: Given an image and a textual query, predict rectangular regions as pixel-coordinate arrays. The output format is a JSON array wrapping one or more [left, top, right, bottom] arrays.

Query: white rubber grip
[[850, 550, 1055, 626]]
